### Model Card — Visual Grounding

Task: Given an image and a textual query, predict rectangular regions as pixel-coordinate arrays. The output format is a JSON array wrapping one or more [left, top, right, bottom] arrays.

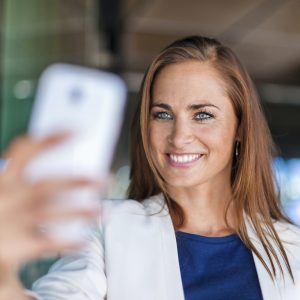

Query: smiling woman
[[4, 36, 299, 300], [126, 36, 300, 299]]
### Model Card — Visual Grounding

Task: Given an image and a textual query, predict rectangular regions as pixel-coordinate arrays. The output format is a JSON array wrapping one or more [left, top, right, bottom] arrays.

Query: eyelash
[[151, 110, 215, 122], [195, 111, 214, 121]]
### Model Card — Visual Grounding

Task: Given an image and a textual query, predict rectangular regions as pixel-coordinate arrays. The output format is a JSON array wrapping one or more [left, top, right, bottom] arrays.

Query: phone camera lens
[[69, 88, 83, 104]]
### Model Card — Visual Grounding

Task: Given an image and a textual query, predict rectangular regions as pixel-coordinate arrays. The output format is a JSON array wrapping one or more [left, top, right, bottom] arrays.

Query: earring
[[235, 141, 240, 158]]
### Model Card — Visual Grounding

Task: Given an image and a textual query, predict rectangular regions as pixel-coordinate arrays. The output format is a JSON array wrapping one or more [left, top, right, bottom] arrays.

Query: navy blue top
[[175, 231, 264, 300]]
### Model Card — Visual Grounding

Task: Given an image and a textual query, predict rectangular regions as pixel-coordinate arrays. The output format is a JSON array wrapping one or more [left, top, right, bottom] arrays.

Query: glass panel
[[0, 0, 100, 287]]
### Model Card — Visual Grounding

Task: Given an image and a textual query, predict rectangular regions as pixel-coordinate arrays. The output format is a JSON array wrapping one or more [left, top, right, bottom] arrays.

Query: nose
[[168, 118, 194, 149]]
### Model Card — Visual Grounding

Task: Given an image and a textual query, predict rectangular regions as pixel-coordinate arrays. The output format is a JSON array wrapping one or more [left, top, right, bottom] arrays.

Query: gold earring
[[235, 141, 240, 157]]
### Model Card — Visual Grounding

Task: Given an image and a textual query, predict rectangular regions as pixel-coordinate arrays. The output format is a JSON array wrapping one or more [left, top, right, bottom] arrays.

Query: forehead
[[152, 61, 230, 107]]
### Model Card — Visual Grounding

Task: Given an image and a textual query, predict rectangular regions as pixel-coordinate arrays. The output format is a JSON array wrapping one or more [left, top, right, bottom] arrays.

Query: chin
[[164, 176, 203, 189]]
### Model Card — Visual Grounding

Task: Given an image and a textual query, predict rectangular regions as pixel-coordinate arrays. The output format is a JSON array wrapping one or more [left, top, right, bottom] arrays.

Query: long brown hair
[[128, 35, 293, 281]]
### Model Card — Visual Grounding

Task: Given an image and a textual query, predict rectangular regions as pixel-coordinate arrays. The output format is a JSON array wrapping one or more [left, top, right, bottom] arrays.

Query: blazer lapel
[[145, 195, 185, 300], [245, 217, 282, 300]]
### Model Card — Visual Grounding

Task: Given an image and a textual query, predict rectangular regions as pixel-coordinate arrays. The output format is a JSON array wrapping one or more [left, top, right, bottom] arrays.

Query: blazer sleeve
[[30, 218, 107, 300]]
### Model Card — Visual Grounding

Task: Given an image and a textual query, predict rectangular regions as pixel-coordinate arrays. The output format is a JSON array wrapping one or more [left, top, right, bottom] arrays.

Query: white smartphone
[[25, 63, 127, 242]]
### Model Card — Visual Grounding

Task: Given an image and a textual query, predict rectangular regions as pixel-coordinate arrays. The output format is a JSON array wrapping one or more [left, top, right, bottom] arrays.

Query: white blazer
[[29, 194, 300, 300]]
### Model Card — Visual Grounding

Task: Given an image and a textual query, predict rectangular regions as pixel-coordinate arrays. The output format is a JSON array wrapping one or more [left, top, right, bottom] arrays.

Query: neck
[[167, 180, 237, 237]]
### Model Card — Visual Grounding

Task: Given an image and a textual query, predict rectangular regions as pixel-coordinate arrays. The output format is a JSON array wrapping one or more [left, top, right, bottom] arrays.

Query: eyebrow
[[151, 102, 220, 111]]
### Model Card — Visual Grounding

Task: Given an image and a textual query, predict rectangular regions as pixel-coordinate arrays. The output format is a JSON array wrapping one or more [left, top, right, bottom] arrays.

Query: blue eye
[[152, 111, 173, 120], [195, 112, 213, 121]]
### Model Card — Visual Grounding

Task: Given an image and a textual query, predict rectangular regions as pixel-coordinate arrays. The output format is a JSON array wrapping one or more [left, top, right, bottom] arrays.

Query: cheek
[[200, 122, 236, 156], [149, 124, 169, 170], [149, 123, 169, 150], [214, 129, 236, 160]]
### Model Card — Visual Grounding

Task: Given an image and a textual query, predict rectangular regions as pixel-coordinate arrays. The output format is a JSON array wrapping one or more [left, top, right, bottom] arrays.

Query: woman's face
[[149, 60, 238, 190]]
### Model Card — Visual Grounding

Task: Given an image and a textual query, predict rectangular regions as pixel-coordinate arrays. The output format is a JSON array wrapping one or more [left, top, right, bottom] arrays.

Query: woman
[[4, 35, 300, 299]]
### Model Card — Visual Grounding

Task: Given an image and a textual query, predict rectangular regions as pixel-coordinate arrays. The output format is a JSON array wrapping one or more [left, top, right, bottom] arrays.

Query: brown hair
[[128, 35, 293, 281]]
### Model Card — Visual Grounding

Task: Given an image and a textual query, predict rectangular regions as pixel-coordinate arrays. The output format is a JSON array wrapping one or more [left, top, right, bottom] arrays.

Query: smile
[[168, 153, 202, 164]]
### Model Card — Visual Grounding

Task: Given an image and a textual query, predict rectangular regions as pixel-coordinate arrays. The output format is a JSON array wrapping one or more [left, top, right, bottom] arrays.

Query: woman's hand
[[0, 134, 102, 278]]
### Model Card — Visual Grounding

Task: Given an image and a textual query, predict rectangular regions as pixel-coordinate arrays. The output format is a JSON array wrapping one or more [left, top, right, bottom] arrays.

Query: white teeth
[[169, 154, 201, 164]]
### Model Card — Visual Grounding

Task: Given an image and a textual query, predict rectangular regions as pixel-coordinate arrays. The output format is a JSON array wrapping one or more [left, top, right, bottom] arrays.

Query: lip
[[166, 153, 203, 168]]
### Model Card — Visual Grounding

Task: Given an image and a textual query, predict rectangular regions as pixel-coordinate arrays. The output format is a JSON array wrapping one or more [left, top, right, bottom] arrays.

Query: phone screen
[[26, 64, 127, 181]]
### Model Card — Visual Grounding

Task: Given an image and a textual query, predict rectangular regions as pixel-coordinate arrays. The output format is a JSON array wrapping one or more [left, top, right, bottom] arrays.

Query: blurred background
[[0, 0, 300, 288]]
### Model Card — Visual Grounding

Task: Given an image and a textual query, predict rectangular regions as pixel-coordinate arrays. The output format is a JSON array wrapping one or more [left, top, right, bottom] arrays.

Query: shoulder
[[245, 215, 300, 262], [97, 194, 170, 249], [274, 221, 300, 242], [99, 194, 167, 223], [274, 221, 300, 261]]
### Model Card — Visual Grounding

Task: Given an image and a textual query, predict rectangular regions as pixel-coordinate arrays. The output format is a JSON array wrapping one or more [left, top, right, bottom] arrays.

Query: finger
[[5, 235, 85, 267], [0, 178, 103, 228], [34, 206, 100, 224], [3, 133, 71, 178], [31, 177, 107, 202], [28, 236, 87, 261]]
